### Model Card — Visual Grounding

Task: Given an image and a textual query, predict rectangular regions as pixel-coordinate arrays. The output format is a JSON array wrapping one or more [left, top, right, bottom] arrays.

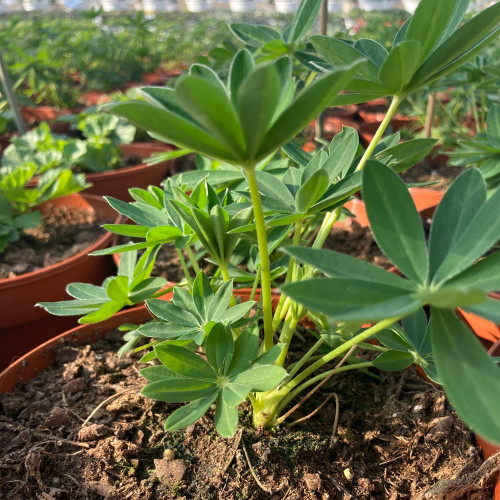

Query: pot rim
[[0, 193, 122, 289]]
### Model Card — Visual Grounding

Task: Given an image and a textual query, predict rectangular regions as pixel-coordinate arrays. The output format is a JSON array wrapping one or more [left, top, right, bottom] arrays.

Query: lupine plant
[[40, 0, 500, 444]]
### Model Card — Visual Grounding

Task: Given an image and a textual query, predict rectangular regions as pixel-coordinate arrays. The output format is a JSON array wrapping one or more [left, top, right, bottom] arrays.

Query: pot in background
[[0, 194, 122, 370], [83, 142, 176, 200]]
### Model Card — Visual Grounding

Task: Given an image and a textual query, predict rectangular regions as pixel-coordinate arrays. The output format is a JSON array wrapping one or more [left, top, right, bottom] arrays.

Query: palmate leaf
[[430, 308, 500, 445]]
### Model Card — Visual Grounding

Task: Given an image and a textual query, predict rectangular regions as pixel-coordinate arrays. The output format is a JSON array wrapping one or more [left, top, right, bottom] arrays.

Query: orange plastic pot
[[20, 106, 70, 125], [0, 305, 156, 392], [0, 193, 123, 370], [408, 187, 444, 219], [358, 117, 420, 147], [322, 105, 359, 139], [458, 292, 500, 346], [83, 142, 176, 200], [79, 90, 112, 106]]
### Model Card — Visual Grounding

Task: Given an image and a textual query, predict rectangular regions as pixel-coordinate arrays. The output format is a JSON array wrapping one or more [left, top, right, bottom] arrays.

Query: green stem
[[272, 220, 303, 331], [285, 338, 325, 381], [312, 208, 342, 250], [275, 361, 374, 420], [471, 86, 481, 134], [480, 89, 486, 131], [220, 263, 235, 307], [176, 248, 192, 284], [282, 316, 400, 394], [356, 95, 403, 172], [275, 313, 299, 366], [185, 246, 201, 274], [245, 166, 273, 351]]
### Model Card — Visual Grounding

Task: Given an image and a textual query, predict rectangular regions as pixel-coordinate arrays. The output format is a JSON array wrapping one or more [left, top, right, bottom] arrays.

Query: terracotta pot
[[83, 142, 176, 200], [458, 292, 500, 346], [20, 106, 69, 125], [358, 117, 420, 147], [141, 68, 182, 85], [79, 90, 113, 106], [0, 193, 123, 370], [302, 140, 320, 153], [322, 105, 359, 139], [0, 132, 17, 154], [408, 187, 444, 219]]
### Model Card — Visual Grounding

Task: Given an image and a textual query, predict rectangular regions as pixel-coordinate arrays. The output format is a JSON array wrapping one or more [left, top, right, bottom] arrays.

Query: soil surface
[[324, 217, 392, 270], [0, 330, 496, 500], [0, 204, 109, 279], [401, 160, 464, 191]]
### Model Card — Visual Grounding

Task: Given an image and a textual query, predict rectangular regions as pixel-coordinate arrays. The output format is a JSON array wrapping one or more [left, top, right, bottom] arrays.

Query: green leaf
[[205, 324, 234, 375], [310, 36, 379, 80], [428, 168, 486, 281], [253, 343, 285, 365], [103, 101, 237, 164], [192, 271, 213, 320], [36, 299, 107, 317], [146, 226, 182, 245], [354, 39, 388, 67], [155, 344, 217, 380], [176, 75, 245, 160], [416, 286, 486, 309], [464, 297, 500, 324], [229, 49, 255, 104], [379, 41, 422, 92], [282, 278, 420, 322], [226, 328, 260, 376], [80, 301, 125, 324], [257, 64, 361, 161], [432, 184, 500, 285], [486, 104, 500, 149], [295, 169, 329, 213], [141, 364, 183, 382], [229, 24, 280, 47], [106, 276, 129, 303], [430, 308, 500, 445], [409, 4, 500, 90], [236, 64, 282, 160], [287, 0, 322, 43], [102, 224, 149, 238], [445, 251, 500, 293], [66, 282, 108, 300], [373, 138, 437, 172], [373, 351, 413, 371], [141, 377, 215, 403], [146, 299, 200, 327], [208, 281, 234, 321], [231, 364, 286, 392], [405, 0, 455, 63], [218, 302, 255, 325], [164, 391, 218, 431], [282, 141, 312, 167], [324, 127, 359, 180], [284, 247, 415, 290], [214, 395, 238, 437], [137, 322, 196, 339], [13, 211, 42, 230], [105, 196, 170, 227], [363, 161, 428, 285], [129, 277, 167, 303]]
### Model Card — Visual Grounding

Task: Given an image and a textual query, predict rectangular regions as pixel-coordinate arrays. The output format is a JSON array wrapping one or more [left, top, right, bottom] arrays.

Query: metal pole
[[0, 52, 26, 135]]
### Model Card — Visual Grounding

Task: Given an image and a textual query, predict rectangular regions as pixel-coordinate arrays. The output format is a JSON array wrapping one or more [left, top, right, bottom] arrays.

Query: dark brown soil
[[324, 218, 392, 270], [401, 160, 464, 191], [0, 204, 109, 279], [152, 245, 193, 283], [0, 329, 496, 500]]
